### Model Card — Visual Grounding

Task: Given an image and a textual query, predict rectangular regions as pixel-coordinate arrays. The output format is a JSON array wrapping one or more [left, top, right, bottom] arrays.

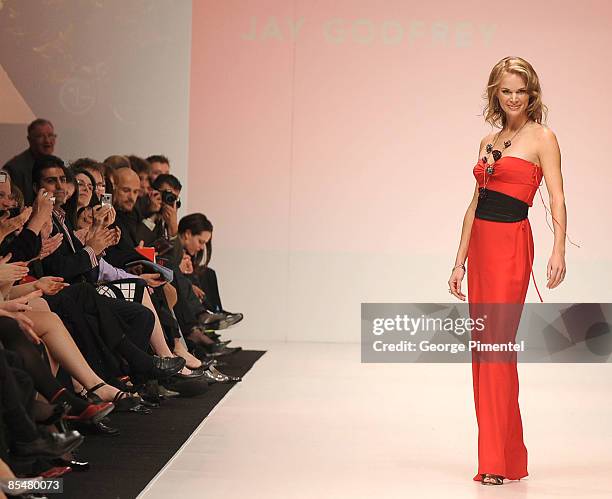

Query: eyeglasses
[[77, 180, 93, 191]]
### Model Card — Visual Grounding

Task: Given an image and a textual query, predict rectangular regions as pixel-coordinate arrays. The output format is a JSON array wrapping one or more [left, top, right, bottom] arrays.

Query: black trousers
[[196, 266, 223, 313], [0, 322, 40, 449], [171, 268, 206, 333], [45, 282, 155, 380]]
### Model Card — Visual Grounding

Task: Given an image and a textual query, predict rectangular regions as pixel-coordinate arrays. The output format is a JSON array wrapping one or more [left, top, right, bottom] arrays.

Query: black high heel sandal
[[481, 474, 504, 485], [85, 382, 149, 414]]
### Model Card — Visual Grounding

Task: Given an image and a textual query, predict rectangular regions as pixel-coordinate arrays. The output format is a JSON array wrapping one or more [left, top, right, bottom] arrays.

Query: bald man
[[113, 167, 140, 213], [104, 167, 149, 268]]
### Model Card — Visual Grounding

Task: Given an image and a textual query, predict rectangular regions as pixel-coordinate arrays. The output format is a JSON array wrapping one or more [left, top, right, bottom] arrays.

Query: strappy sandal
[[116, 375, 137, 393], [481, 474, 504, 485], [85, 382, 149, 413]]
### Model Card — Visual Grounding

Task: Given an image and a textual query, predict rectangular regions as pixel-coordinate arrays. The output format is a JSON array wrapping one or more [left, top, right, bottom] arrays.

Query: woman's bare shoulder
[[530, 122, 555, 138], [532, 123, 559, 147]]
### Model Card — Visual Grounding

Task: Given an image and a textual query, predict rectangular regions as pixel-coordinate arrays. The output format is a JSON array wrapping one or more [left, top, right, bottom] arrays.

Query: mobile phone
[[101, 193, 113, 206], [0, 172, 7, 183]]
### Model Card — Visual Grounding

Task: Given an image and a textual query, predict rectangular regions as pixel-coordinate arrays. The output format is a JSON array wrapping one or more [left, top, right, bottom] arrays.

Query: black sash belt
[[475, 188, 529, 222]]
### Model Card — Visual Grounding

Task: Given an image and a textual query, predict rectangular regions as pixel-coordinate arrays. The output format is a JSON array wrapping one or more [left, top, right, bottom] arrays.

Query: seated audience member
[[135, 173, 183, 263], [103, 155, 131, 193], [128, 155, 152, 199], [0, 172, 48, 263], [71, 158, 107, 201], [146, 155, 170, 183], [103, 155, 131, 170], [72, 168, 100, 210], [178, 213, 243, 330], [3, 119, 56, 205], [125, 155, 154, 219]]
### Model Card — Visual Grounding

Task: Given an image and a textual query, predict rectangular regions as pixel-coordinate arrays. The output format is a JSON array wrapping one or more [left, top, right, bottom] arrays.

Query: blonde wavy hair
[[482, 56, 548, 129]]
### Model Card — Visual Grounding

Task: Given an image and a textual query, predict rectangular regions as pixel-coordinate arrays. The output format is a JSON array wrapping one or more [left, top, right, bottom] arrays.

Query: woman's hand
[[546, 252, 566, 289], [92, 205, 115, 229], [192, 284, 205, 301], [0, 296, 34, 313], [448, 267, 466, 301], [0, 207, 33, 241], [139, 273, 166, 288], [0, 261, 29, 283], [179, 252, 193, 275], [0, 308, 40, 344], [0, 288, 43, 314], [38, 233, 63, 260], [34, 276, 68, 295], [87, 227, 116, 255]]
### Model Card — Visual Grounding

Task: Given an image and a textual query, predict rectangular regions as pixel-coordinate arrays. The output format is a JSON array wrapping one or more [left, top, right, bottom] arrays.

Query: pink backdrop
[[188, 1, 612, 342]]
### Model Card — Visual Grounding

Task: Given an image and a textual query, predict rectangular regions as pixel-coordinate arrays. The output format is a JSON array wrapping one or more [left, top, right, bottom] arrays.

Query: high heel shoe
[[481, 473, 504, 485], [64, 402, 114, 423], [49, 387, 114, 423], [201, 365, 242, 384], [85, 382, 148, 413]]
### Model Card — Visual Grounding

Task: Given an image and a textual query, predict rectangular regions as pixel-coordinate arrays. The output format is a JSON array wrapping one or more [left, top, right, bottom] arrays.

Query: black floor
[[60, 350, 265, 499]]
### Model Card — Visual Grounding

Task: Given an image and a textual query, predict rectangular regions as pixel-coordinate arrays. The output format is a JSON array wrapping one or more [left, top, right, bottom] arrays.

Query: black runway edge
[[59, 350, 265, 499]]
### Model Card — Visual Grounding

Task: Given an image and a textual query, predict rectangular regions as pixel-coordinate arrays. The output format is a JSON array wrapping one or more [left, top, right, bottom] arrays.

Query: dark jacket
[[42, 212, 99, 283], [4, 149, 35, 206], [103, 209, 145, 269]]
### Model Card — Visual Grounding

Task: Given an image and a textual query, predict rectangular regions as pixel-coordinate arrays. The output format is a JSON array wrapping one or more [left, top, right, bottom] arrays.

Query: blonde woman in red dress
[[448, 56, 568, 485]]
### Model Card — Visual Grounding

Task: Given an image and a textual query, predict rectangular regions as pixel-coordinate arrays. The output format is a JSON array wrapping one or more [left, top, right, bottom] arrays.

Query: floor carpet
[[59, 350, 265, 499]]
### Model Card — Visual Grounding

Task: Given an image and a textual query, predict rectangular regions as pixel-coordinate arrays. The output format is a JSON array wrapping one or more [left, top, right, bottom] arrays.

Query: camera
[[101, 193, 113, 206], [161, 190, 181, 208]]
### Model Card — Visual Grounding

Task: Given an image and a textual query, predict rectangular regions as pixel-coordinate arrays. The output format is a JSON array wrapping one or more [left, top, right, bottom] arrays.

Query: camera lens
[[161, 191, 177, 205]]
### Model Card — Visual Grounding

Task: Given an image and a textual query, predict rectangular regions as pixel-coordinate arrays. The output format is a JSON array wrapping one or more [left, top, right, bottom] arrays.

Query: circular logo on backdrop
[[59, 78, 97, 115]]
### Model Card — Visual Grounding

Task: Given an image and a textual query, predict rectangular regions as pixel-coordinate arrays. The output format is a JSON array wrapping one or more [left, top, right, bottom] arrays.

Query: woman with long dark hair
[[178, 213, 242, 328]]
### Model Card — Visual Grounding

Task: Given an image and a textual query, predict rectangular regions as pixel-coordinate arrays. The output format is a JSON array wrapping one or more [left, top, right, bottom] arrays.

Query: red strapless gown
[[467, 156, 543, 481]]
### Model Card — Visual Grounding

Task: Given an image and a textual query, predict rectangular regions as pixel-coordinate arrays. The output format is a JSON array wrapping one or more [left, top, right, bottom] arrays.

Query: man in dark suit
[[3, 119, 56, 206]]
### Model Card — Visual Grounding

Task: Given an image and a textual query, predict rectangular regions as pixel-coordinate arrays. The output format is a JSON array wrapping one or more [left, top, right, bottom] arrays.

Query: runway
[[139, 341, 612, 498]]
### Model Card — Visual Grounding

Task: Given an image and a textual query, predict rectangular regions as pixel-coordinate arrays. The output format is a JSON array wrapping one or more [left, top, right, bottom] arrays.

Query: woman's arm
[[448, 137, 485, 300], [8, 276, 67, 299], [7, 281, 36, 298], [453, 181, 480, 268], [538, 127, 567, 289]]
